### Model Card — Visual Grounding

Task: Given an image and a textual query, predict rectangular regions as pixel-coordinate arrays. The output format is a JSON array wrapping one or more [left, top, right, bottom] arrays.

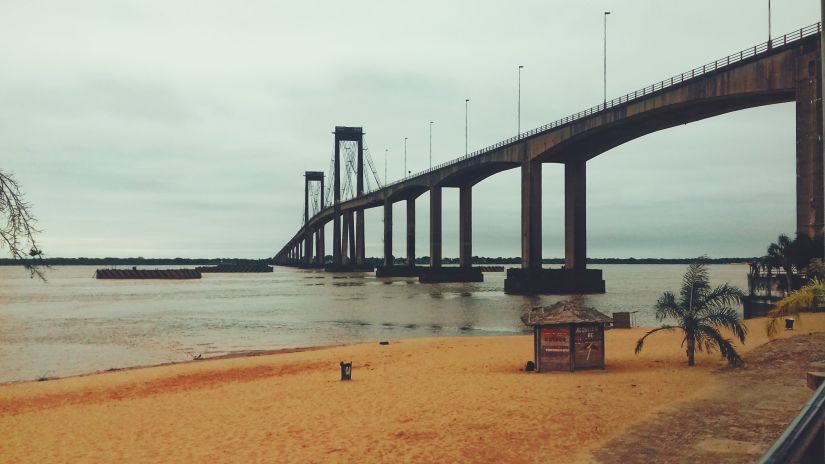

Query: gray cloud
[[0, 0, 818, 258]]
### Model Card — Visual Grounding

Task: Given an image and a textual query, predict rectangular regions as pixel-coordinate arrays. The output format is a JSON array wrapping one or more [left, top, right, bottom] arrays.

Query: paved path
[[592, 332, 825, 463]]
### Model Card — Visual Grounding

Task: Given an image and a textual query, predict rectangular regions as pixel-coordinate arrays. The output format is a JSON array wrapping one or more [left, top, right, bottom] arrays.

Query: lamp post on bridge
[[404, 137, 408, 178], [768, 0, 772, 48], [429, 121, 433, 169], [518, 65, 524, 136], [384, 148, 388, 185], [465, 98, 470, 156], [603, 11, 610, 107]]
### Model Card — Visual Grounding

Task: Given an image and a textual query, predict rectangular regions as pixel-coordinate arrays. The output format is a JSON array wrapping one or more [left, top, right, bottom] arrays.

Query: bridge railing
[[380, 22, 821, 190], [294, 22, 821, 241]]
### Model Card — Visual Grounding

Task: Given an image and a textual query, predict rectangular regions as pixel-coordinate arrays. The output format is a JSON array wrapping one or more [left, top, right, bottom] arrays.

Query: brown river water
[[0, 264, 747, 383]]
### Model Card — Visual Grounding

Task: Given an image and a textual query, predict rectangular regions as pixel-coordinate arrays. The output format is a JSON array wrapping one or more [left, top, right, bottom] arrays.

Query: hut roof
[[520, 300, 612, 326]]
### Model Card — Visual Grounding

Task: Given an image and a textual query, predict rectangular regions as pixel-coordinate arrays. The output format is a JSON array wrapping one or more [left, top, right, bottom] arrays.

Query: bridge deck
[[279, 23, 821, 258]]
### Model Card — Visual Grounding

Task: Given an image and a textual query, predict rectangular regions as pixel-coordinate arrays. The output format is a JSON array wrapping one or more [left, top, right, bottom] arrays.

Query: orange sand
[[1, 314, 823, 463]]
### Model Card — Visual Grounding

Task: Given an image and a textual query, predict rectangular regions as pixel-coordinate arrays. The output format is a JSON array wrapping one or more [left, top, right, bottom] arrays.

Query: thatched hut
[[521, 300, 612, 372]]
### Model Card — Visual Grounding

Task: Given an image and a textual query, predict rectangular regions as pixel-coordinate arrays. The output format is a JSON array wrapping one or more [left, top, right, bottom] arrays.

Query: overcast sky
[[1, 0, 821, 259]]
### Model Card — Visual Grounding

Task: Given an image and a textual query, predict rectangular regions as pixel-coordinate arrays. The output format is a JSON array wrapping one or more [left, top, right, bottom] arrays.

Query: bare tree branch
[[0, 169, 46, 280]]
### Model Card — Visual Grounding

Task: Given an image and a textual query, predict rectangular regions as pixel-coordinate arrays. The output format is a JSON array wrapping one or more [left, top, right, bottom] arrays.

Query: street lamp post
[[518, 65, 524, 136], [429, 121, 434, 168], [768, 0, 772, 48], [404, 137, 408, 177], [465, 98, 470, 156], [384, 148, 388, 184], [604, 11, 610, 107]]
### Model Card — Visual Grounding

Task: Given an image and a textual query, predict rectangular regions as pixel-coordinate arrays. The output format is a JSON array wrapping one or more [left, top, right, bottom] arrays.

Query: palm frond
[[766, 278, 825, 337], [634, 325, 675, 354], [654, 292, 682, 321], [680, 260, 710, 312], [699, 306, 747, 344], [698, 283, 744, 313], [697, 325, 743, 367]]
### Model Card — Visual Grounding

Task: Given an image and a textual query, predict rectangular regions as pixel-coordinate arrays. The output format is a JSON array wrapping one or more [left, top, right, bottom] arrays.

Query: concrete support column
[[565, 161, 587, 270], [314, 230, 321, 265], [459, 186, 472, 268], [356, 209, 365, 265], [796, 52, 824, 243], [406, 198, 416, 267], [304, 231, 312, 265], [355, 130, 365, 267], [430, 187, 442, 268], [347, 210, 356, 264], [332, 135, 342, 266], [319, 226, 325, 264], [318, 176, 325, 265], [521, 160, 542, 272], [341, 213, 350, 265], [383, 200, 393, 267]]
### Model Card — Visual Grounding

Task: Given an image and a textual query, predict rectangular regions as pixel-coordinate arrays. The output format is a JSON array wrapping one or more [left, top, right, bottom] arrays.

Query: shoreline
[[2, 314, 824, 463], [0, 309, 804, 386], [0, 343, 348, 386]]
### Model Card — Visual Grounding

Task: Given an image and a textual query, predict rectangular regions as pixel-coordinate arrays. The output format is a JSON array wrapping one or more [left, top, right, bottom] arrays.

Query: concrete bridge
[[274, 23, 824, 294]]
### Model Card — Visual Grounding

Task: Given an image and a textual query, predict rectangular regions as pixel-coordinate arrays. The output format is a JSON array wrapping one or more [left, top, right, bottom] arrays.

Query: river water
[[0, 264, 747, 383]]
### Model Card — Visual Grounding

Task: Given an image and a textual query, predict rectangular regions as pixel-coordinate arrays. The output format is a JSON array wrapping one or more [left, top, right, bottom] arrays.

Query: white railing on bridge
[[301, 22, 821, 229], [381, 23, 822, 188]]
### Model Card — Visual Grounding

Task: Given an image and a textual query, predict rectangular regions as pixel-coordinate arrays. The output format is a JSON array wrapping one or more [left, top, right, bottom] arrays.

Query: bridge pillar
[[356, 128, 365, 266], [319, 228, 326, 265], [430, 187, 442, 268], [377, 197, 423, 277], [347, 210, 356, 264], [332, 133, 342, 267], [383, 200, 393, 267], [304, 231, 312, 266], [565, 161, 586, 270], [356, 209, 365, 265], [418, 185, 482, 283], [505, 159, 543, 293], [459, 186, 472, 268], [521, 160, 542, 273], [407, 198, 416, 267], [796, 52, 824, 247], [560, 161, 605, 292], [326, 126, 367, 272], [341, 212, 350, 265], [302, 188, 312, 263], [314, 229, 322, 265]]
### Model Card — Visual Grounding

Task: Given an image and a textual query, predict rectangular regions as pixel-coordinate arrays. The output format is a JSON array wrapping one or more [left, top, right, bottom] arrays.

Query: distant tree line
[[1, 255, 758, 267], [0, 257, 272, 266], [346, 256, 757, 267]]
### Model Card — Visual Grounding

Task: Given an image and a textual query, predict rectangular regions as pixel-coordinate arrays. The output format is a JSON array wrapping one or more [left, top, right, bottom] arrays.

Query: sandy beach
[[2, 313, 823, 463]]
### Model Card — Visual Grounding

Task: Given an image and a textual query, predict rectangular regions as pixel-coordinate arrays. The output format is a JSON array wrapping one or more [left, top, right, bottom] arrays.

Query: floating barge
[[95, 268, 201, 279], [195, 264, 273, 273]]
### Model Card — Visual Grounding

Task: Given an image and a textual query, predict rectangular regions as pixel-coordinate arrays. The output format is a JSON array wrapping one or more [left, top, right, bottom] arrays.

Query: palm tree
[[767, 234, 794, 293], [766, 278, 825, 338], [635, 261, 748, 367]]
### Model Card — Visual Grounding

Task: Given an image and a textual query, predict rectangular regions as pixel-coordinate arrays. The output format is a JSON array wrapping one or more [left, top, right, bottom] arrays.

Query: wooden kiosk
[[521, 300, 612, 372]]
